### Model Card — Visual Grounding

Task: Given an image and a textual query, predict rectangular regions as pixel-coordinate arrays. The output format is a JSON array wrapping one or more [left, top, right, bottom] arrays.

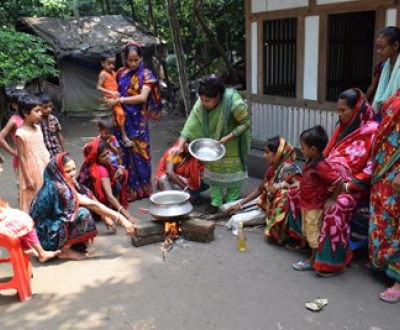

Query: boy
[[98, 115, 126, 180], [292, 126, 342, 271], [97, 53, 132, 147], [36, 92, 65, 157]]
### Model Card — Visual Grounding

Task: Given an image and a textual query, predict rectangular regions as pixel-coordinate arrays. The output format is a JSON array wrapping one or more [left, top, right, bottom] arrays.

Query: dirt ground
[[0, 113, 399, 330]]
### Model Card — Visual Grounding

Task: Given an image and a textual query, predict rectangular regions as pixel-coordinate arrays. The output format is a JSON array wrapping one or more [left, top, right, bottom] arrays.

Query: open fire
[[161, 221, 181, 258]]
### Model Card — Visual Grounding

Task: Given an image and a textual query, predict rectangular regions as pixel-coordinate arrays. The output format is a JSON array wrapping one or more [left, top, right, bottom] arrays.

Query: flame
[[163, 221, 180, 250]]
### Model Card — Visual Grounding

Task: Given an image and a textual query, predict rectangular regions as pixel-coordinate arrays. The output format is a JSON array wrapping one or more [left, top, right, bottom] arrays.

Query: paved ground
[[0, 113, 399, 330]]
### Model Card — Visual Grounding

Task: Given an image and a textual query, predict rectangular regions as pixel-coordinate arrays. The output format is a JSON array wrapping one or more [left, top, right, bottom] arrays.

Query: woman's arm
[[225, 180, 264, 214], [100, 177, 137, 223], [16, 135, 35, 189], [0, 120, 18, 157], [105, 86, 151, 107], [77, 193, 136, 234], [165, 160, 187, 190]]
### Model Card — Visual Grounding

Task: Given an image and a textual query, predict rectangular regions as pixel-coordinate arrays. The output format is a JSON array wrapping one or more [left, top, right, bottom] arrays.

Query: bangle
[[237, 202, 243, 210], [120, 97, 124, 104], [281, 182, 284, 189], [345, 182, 349, 192], [117, 206, 123, 213]]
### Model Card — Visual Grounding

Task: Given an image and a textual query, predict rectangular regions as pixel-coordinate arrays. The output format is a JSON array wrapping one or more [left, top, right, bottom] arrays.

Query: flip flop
[[120, 140, 133, 147], [285, 242, 309, 253], [315, 269, 345, 278], [292, 260, 314, 271], [305, 299, 329, 312], [379, 288, 400, 304]]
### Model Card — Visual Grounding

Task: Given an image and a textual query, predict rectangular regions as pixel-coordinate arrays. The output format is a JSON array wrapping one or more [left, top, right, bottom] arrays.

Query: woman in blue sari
[[105, 42, 162, 201]]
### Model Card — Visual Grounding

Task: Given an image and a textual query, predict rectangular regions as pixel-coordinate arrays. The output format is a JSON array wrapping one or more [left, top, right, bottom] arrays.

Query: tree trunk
[[194, 0, 238, 83], [165, 0, 191, 116], [105, 0, 112, 14], [128, 0, 136, 21], [98, 0, 106, 15], [73, 0, 80, 17]]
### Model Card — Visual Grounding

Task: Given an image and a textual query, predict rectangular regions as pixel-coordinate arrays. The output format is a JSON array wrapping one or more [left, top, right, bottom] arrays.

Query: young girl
[[0, 153, 60, 262], [223, 136, 301, 243], [0, 89, 28, 198], [16, 95, 50, 212]]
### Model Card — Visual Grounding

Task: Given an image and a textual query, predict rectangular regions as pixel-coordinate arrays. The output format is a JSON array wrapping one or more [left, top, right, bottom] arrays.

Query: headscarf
[[324, 88, 375, 157]]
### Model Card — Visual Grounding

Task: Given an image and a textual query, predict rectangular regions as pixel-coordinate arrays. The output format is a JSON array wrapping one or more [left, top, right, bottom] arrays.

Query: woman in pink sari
[[287, 88, 378, 276]]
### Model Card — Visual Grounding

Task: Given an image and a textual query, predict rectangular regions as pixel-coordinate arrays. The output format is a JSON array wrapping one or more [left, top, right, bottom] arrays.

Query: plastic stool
[[0, 233, 32, 302]]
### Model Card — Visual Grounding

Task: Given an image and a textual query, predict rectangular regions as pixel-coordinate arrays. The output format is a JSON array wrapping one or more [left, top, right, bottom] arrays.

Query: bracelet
[[117, 206, 123, 213], [120, 97, 124, 104], [237, 202, 243, 210], [345, 182, 349, 192], [281, 182, 284, 189]]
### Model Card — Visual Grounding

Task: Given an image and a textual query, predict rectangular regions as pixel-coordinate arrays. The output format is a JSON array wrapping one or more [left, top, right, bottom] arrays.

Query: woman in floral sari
[[369, 89, 400, 303], [224, 136, 301, 243], [287, 88, 378, 276], [31, 153, 134, 260], [105, 42, 162, 201]]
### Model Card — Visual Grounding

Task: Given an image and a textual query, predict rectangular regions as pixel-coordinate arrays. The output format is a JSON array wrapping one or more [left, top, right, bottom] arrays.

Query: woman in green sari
[[170, 75, 251, 212]]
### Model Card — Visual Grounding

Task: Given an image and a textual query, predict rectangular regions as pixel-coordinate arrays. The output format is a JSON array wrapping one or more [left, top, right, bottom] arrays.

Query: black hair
[[61, 153, 74, 166], [266, 135, 280, 153], [338, 88, 359, 109], [98, 115, 114, 131], [9, 89, 28, 104], [36, 92, 52, 104], [101, 52, 116, 62], [377, 26, 400, 46], [18, 95, 42, 118], [299, 125, 328, 153], [198, 75, 226, 98], [125, 43, 142, 59]]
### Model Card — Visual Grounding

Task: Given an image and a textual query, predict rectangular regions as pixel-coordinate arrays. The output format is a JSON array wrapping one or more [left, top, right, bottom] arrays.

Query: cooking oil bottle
[[237, 221, 247, 252]]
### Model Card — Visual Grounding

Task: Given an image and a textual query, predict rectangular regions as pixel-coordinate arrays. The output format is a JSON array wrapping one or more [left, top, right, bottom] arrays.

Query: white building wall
[[251, 22, 258, 94], [303, 16, 319, 101], [317, 0, 360, 4], [386, 8, 397, 27], [251, 0, 308, 13]]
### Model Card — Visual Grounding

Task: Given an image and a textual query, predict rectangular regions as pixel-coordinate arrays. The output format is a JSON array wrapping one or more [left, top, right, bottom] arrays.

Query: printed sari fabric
[[78, 138, 128, 208], [180, 89, 251, 189], [288, 90, 377, 272], [153, 144, 205, 191], [115, 62, 162, 201], [30, 153, 97, 251], [257, 138, 301, 245], [369, 90, 400, 282]]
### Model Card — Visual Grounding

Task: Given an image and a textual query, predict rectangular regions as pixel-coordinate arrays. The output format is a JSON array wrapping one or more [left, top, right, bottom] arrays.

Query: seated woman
[[223, 136, 301, 243], [0, 153, 59, 262], [153, 141, 208, 200], [30, 153, 135, 260], [78, 138, 137, 224], [287, 88, 378, 276]]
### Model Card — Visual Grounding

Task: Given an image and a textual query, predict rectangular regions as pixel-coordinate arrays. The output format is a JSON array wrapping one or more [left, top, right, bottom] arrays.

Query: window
[[263, 18, 297, 97], [326, 11, 375, 101]]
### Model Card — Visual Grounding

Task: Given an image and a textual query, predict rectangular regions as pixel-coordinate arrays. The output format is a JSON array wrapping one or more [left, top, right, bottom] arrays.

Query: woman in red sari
[[287, 88, 378, 276], [369, 89, 400, 303]]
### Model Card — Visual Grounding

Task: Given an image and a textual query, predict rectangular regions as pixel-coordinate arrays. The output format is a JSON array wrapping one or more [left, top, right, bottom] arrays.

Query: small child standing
[[36, 92, 65, 157], [97, 53, 132, 148], [292, 126, 342, 271], [16, 95, 50, 212], [0, 89, 28, 196]]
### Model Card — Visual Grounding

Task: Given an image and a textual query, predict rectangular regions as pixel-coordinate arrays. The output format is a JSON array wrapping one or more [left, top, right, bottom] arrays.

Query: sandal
[[120, 140, 133, 148], [315, 269, 345, 278], [379, 288, 400, 304], [305, 299, 328, 312], [292, 260, 314, 271], [285, 242, 309, 253]]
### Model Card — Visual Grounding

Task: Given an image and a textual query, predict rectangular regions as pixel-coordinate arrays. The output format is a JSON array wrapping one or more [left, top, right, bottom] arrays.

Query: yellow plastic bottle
[[237, 221, 247, 252]]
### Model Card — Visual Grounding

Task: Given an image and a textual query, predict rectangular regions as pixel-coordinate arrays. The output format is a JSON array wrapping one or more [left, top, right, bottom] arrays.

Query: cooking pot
[[144, 191, 193, 221]]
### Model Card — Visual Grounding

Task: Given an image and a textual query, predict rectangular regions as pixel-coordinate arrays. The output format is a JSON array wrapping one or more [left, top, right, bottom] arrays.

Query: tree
[[0, 28, 58, 121]]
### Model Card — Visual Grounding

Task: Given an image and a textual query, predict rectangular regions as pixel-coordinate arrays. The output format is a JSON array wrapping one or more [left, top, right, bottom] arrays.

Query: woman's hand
[[225, 203, 241, 215], [26, 178, 36, 190], [219, 136, 230, 145], [393, 173, 400, 193], [169, 145, 184, 157], [105, 97, 118, 107], [110, 91, 120, 97], [268, 183, 281, 195], [115, 167, 125, 178], [119, 215, 136, 235]]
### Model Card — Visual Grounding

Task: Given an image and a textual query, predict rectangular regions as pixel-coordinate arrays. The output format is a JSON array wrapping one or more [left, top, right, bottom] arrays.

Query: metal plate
[[188, 138, 226, 162]]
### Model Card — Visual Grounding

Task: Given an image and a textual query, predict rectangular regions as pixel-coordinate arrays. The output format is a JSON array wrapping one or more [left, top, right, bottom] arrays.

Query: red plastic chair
[[0, 233, 32, 302]]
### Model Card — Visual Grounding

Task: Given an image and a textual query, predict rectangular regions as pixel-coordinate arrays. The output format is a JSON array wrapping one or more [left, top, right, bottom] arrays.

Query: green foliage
[[0, 28, 58, 87]]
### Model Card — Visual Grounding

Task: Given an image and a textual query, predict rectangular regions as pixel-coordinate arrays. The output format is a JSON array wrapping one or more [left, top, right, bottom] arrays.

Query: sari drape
[[369, 90, 400, 282], [115, 62, 162, 201], [30, 153, 97, 251]]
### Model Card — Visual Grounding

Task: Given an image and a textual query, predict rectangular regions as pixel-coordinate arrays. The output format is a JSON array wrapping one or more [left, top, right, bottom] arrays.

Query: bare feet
[[121, 135, 133, 147], [58, 247, 87, 260], [38, 250, 61, 263], [24, 249, 39, 258]]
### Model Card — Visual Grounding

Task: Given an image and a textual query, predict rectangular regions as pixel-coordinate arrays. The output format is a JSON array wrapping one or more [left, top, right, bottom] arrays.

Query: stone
[[180, 219, 215, 235], [181, 231, 214, 243], [131, 234, 165, 247], [134, 220, 165, 236]]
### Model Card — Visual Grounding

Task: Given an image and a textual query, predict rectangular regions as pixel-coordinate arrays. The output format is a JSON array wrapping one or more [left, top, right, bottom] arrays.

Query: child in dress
[[0, 153, 60, 262], [97, 53, 132, 147], [292, 126, 342, 271], [0, 89, 28, 196], [16, 95, 50, 212], [36, 92, 65, 157]]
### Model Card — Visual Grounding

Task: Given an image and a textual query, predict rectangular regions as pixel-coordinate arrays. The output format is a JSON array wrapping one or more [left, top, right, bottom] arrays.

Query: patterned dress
[[369, 90, 400, 282]]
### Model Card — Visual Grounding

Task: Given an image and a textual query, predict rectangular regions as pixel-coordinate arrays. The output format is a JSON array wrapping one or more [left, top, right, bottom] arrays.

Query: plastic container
[[237, 221, 247, 252]]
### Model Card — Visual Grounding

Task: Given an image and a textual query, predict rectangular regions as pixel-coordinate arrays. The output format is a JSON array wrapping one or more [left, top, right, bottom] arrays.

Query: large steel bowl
[[189, 138, 226, 162], [149, 191, 193, 221]]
